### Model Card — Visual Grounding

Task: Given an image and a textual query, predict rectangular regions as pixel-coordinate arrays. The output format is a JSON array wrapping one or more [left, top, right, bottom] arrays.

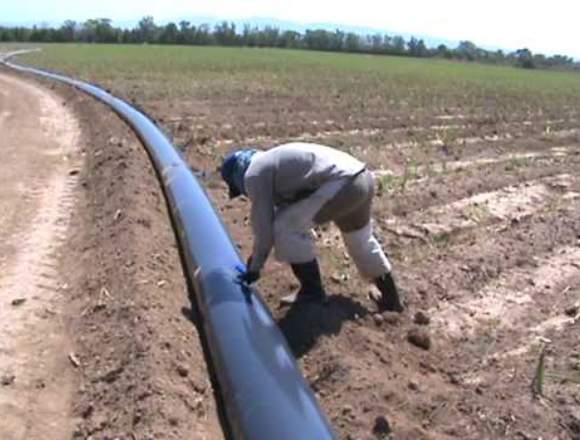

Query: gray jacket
[[244, 142, 365, 272]]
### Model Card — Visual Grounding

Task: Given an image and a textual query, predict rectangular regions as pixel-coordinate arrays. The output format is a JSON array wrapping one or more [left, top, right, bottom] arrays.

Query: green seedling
[[504, 156, 530, 172], [531, 344, 547, 398], [376, 173, 399, 194], [463, 203, 491, 223], [400, 159, 420, 191]]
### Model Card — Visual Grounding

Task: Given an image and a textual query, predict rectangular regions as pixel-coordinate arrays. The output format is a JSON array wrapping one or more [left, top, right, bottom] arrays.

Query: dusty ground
[[163, 92, 580, 439], [4, 46, 580, 439], [0, 69, 223, 439], [0, 71, 80, 440]]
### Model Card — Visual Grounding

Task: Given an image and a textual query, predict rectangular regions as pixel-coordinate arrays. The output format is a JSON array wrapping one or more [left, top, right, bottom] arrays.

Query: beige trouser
[[273, 170, 392, 279]]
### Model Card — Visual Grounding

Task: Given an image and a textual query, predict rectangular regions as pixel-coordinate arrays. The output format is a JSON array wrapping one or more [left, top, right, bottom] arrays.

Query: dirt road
[[0, 70, 224, 439], [0, 72, 80, 438]]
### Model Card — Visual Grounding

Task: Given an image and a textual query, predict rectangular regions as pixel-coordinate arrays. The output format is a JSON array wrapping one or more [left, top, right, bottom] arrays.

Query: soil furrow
[[384, 174, 578, 240], [432, 246, 580, 339], [209, 124, 580, 153], [374, 145, 577, 177], [372, 149, 580, 217]]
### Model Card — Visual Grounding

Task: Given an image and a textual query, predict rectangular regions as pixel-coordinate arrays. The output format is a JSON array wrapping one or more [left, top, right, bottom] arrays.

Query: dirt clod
[[566, 415, 580, 436], [68, 352, 81, 368], [176, 364, 189, 377], [413, 310, 431, 325], [1, 374, 16, 386], [81, 404, 94, 419], [11, 298, 27, 307], [372, 415, 392, 438], [342, 404, 354, 415], [408, 380, 419, 391], [564, 304, 579, 317], [373, 313, 384, 326], [407, 328, 431, 350], [382, 312, 401, 325]]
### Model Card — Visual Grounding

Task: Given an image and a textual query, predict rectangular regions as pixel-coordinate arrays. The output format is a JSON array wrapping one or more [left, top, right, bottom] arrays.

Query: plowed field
[[12, 44, 580, 439]]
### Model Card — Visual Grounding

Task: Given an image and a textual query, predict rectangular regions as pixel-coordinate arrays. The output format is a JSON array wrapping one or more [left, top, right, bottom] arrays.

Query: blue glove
[[239, 270, 260, 284], [236, 256, 260, 284]]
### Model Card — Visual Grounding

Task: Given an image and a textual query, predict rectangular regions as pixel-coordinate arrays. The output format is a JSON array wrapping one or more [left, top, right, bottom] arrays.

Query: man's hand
[[237, 255, 260, 284], [239, 270, 260, 284]]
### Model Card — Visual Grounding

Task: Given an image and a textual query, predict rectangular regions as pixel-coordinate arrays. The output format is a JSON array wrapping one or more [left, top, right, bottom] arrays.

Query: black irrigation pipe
[[2, 51, 335, 440]]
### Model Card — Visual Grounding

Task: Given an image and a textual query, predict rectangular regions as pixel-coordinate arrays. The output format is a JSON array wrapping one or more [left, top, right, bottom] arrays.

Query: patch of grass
[[463, 203, 492, 223], [435, 125, 461, 147], [476, 317, 501, 357], [376, 173, 399, 194], [400, 159, 420, 191], [504, 156, 531, 172], [531, 342, 551, 398]]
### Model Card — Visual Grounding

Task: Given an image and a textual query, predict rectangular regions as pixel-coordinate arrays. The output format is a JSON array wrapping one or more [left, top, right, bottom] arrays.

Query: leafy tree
[[457, 41, 478, 61], [214, 21, 237, 46], [391, 36, 406, 55], [137, 16, 157, 43], [304, 29, 331, 51], [60, 20, 77, 42], [515, 48, 535, 69], [381, 35, 393, 53], [330, 30, 345, 51], [160, 22, 179, 44], [194, 24, 212, 45], [408, 37, 428, 57], [95, 19, 116, 43], [345, 33, 361, 52], [436, 44, 451, 59], [279, 30, 301, 48], [370, 33, 383, 53], [258, 26, 280, 47]]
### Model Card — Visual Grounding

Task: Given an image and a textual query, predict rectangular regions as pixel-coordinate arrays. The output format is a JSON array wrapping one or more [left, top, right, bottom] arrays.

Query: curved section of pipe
[[2, 54, 335, 440]]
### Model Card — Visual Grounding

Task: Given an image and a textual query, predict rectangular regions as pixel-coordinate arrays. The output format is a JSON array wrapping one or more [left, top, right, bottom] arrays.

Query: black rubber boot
[[280, 259, 327, 306], [372, 272, 404, 313]]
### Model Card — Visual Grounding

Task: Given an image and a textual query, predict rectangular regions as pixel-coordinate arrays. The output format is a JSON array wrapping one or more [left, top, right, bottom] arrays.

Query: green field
[[9, 43, 580, 118]]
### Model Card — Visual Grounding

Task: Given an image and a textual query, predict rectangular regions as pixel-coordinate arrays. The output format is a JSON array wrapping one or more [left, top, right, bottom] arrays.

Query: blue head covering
[[220, 149, 259, 198]]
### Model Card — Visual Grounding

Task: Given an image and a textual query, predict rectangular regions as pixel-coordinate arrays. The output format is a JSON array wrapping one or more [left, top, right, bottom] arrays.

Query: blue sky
[[2, 0, 579, 58]]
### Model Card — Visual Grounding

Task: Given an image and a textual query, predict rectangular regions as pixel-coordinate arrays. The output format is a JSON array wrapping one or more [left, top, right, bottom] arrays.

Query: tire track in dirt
[[0, 71, 81, 440]]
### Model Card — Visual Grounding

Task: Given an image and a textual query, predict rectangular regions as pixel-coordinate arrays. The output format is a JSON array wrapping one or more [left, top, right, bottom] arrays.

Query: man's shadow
[[276, 293, 368, 359]]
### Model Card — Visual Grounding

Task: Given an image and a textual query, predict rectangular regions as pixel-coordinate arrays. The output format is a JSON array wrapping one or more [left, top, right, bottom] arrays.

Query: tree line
[[1, 17, 577, 71]]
